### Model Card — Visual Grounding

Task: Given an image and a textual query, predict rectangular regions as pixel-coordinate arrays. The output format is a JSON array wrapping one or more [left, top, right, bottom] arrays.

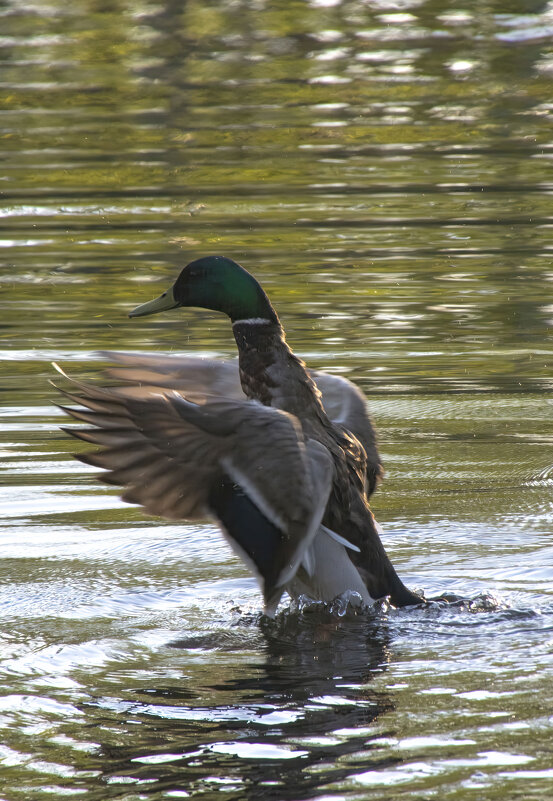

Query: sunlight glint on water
[[2, 1, 553, 799]]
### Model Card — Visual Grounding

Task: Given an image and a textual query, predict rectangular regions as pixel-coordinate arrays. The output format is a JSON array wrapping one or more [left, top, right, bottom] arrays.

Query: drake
[[57, 256, 421, 615]]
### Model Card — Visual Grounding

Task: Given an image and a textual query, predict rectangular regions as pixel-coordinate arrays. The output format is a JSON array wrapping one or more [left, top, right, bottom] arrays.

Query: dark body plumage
[[231, 315, 420, 608]]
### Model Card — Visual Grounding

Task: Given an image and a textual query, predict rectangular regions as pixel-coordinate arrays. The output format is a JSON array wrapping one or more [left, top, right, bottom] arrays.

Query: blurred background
[[2, 1, 553, 799]]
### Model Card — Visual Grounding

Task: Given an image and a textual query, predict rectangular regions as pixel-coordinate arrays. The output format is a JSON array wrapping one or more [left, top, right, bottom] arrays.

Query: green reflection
[[2, 1, 553, 799]]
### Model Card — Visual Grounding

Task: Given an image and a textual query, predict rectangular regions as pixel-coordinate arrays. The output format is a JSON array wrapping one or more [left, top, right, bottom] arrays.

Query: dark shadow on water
[[81, 594, 534, 799], [87, 607, 399, 800]]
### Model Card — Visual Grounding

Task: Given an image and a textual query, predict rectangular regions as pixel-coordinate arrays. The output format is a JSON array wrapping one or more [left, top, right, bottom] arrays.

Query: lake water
[[2, 1, 553, 799]]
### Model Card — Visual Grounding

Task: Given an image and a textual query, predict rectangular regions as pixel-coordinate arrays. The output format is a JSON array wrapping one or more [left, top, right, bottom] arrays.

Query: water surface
[[2, 1, 553, 799]]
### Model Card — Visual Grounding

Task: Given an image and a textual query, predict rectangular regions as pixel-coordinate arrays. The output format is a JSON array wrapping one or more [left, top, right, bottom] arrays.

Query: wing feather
[[97, 351, 382, 494], [55, 369, 335, 614]]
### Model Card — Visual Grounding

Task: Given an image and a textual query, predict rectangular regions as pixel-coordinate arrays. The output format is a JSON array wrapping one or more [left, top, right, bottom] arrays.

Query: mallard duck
[[56, 256, 421, 615]]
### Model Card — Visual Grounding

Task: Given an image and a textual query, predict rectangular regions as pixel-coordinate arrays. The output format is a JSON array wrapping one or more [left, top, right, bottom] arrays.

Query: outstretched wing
[[101, 351, 244, 400], [101, 351, 382, 494], [54, 368, 334, 616], [309, 371, 382, 496]]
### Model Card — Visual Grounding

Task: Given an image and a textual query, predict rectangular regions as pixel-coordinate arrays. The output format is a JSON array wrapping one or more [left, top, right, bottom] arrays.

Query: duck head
[[129, 255, 279, 324]]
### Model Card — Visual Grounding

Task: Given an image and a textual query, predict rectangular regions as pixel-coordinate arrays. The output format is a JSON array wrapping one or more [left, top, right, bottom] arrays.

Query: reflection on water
[[91, 611, 393, 800], [2, 0, 553, 799]]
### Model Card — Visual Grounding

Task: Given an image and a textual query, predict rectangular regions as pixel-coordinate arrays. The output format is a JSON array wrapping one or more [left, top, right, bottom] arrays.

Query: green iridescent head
[[129, 256, 279, 324]]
